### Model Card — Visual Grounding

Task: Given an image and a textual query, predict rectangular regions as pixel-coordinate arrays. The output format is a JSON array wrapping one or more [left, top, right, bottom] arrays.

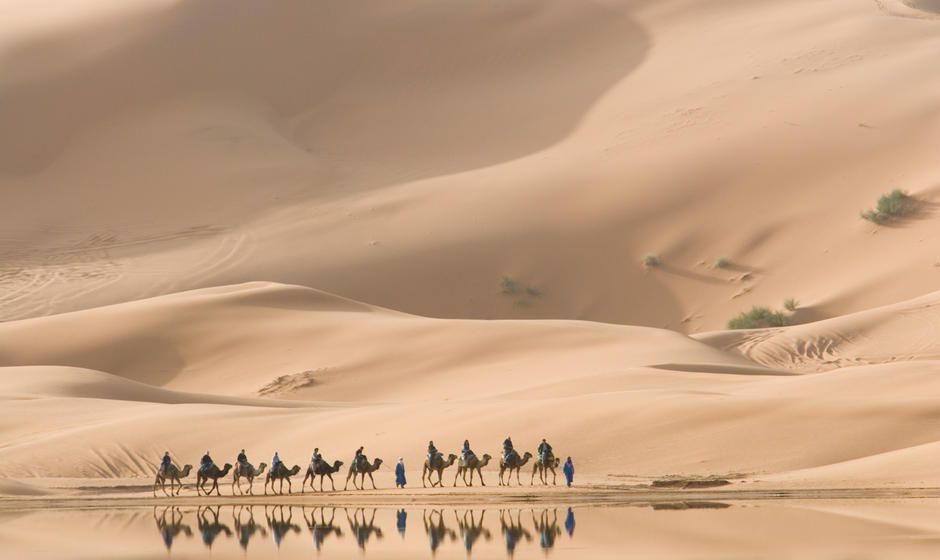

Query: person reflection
[[233, 505, 267, 550], [197, 505, 232, 549], [423, 509, 456, 555], [564, 507, 575, 538], [153, 506, 192, 551], [499, 509, 531, 557], [396, 508, 407, 539], [303, 506, 343, 552], [532, 509, 561, 551], [455, 509, 491, 554], [346, 508, 383, 551], [265, 505, 301, 548]]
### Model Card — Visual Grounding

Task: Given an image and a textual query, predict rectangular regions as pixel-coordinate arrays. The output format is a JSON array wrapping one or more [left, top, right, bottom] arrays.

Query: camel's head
[[259, 462, 268, 469], [222, 463, 233, 473], [522, 452, 533, 460], [373, 458, 383, 469], [480, 454, 492, 465], [181, 464, 193, 476], [333, 460, 344, 470], [289, 465, 302, 475]]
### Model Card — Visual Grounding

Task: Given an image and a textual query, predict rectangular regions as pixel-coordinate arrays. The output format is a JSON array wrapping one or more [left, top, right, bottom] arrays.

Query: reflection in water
[[154, 506, 192, 550], [500, 509, 532, 557], [149, 505, 581, 557], [396, 509, 407, 539], [233, 505, 266, 550], [303, 506, 343, 552], [266, 505, 302, 548], [347, 508, 384, 550], [197, 505, 232, 549]]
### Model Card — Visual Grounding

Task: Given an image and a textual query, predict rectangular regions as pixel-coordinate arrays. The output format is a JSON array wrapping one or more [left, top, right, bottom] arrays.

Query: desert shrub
[[715, 257, 731, 269], [783, 298, 799, 312], [501, 276, 519, 295], [644, 254, 659, 267], [861, 190, 915, 224], [727, 306, 791, 329]]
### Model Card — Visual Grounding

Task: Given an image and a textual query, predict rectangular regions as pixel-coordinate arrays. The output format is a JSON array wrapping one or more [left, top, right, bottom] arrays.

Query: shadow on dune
[[0, 0, 650, 184]]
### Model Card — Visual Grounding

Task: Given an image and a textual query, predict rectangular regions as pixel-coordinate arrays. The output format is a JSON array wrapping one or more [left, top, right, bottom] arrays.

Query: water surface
[[3, 499, 940, 558]]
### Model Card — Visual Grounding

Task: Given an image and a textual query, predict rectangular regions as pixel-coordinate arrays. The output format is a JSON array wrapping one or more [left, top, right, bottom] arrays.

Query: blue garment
[[563, 459, 574, 487], [396, 509, 407, 538], [564, 507, 575, 537], [161, 454, 171, 469], [395, 462, 407, 487]]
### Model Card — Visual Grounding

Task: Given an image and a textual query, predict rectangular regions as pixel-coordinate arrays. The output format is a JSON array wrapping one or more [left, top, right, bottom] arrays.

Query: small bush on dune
[[861, 189, 915, 224], [644, 255, 659, 268], [714, 257, 731, 269], [783, 298, 799, 312], [501, 276, 519, 295], [727, 306, 791, 329]]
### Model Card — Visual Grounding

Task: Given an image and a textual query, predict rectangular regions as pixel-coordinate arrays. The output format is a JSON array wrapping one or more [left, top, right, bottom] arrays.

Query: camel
[[422, 453, 457, 488], [153, 463, 192, 497], [344, 457, 383, 490], [499, 451, 532, 486], [302, 459, 344, 492], [454, 452, 491, 487], [530, 454, 560, 485], [196, 463, 233, 496], [265, 463, 302, 495], [233, 462, 267, 495]]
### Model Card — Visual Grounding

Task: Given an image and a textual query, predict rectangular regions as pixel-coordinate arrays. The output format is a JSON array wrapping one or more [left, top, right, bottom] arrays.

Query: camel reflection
[[153, 506, 192, 550], [347, 508, 383, 550], [423, 509, 457, 555], [303, 506, 344, 552], [455, 509, 491, 554], [532, 509, 561, 551], [265, 505, 301, 548], [197, 505, 232, 549], [500, 509, 532, 557], [233, 505, 267, 550], [148, 504, 577, 556]]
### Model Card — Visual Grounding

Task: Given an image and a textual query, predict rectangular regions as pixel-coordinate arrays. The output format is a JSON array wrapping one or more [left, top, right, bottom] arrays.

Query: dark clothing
[[237, 452, 247, 465], [538, 441, 554, 463], [503, 438, 514, 460], [160, 454, 172, 471], [563, 459, 574, 487], [427, 444, 438, 465], [395, 462, 407, 488], [200, 454, 213, 468], [564, 507, 575, 537], [396, 509, 407, 538]]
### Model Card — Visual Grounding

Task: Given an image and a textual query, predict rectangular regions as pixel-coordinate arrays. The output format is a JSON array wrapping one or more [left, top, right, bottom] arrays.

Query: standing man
[[563, 457, 574, 488], [395, 458, 407, 488]]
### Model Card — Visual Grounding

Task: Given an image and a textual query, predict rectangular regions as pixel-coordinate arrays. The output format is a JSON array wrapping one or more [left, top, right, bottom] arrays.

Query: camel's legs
[[531, 464, 537, 485], [515, 468, 522, 486], [478, 467, 486, 486], [367, 471, 376, 489]]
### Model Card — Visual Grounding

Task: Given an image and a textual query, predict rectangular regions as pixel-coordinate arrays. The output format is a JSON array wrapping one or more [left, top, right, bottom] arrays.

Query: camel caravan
[[153, 437, 572, 497]]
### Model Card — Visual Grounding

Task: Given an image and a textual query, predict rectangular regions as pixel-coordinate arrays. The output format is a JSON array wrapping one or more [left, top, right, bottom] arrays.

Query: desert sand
[[2, 0, 940, 536]]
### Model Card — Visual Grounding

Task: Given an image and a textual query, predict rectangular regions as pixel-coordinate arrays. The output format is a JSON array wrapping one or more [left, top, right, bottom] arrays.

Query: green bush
[[644, 255, 659, 267], [501, 276, 519, 295], [783, 298, 799, 312], [861, 190, 915, 224], [715, 257, 731, 269], [727, 306, 791, 329]]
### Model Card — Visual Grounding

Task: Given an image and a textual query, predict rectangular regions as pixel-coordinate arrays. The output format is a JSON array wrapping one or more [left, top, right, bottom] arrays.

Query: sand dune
[[1, 284, 940, 489], [0, 0, 937, 332]]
